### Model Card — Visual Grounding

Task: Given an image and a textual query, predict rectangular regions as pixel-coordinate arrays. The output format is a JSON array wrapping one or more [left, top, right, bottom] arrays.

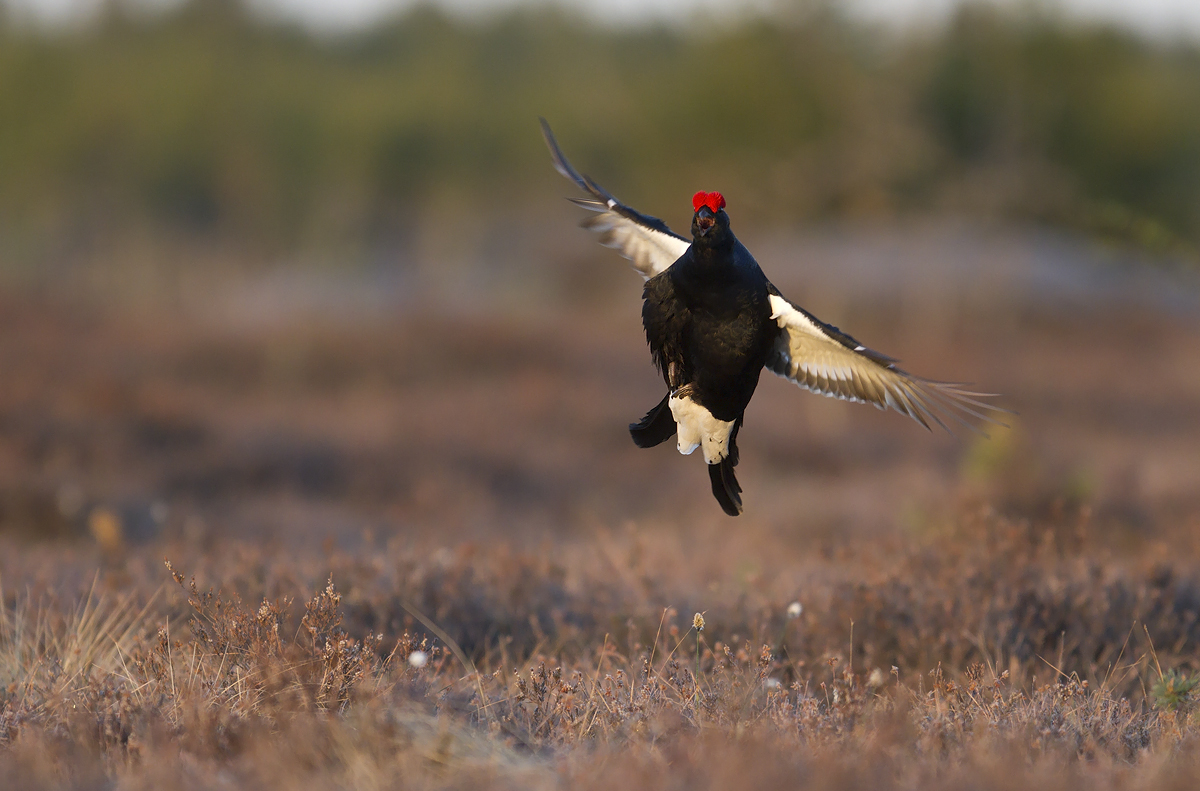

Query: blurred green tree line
[[0, 0, 1198, 267]]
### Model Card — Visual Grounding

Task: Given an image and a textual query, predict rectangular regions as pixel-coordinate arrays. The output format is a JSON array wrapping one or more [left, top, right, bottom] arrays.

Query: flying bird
[[541, 120, 1005, 516]]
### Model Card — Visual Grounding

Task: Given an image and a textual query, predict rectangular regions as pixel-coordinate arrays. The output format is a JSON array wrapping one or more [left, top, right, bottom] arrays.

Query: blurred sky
[[7, 0, 1200, 38]]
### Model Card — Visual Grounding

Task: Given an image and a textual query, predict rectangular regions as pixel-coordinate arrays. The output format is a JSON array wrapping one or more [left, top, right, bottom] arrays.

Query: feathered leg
[[629, 393, 676, 448]]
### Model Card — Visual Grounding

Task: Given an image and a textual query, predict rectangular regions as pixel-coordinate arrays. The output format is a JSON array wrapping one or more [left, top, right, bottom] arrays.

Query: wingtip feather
[[540, 118, 589, 188]]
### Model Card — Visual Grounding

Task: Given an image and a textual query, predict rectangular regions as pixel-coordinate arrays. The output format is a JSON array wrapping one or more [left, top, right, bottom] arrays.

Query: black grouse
[[541, 120, 1005, 516]]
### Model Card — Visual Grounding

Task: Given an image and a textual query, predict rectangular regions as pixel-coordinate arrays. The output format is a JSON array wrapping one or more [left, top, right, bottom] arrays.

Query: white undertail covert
[[668, 394, 735, 464]]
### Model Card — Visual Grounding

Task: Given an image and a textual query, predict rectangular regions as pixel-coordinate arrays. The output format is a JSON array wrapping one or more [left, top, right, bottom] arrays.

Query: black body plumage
[[635, 208, 777, 515]]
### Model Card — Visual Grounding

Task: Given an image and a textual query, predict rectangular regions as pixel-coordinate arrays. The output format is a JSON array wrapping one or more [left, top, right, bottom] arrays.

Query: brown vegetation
[[4, 509, 1200, 789]]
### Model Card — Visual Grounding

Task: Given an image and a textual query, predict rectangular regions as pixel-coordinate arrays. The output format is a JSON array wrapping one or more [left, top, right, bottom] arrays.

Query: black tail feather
[[708, 458, 743, 516], [708, 417, 743, 516], [629, 393, 676, 448]]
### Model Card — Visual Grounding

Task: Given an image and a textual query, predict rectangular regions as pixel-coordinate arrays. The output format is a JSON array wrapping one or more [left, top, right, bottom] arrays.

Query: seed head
[[787, 602, 803, 620], [408, 650, 429, 669], [693, 612, 705, 632]]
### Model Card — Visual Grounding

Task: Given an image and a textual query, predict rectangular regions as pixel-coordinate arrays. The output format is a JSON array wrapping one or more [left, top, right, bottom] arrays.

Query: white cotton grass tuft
[[787, 602, 803, 620], [693, 612, 705, 632], [407, 650, 429, 669]]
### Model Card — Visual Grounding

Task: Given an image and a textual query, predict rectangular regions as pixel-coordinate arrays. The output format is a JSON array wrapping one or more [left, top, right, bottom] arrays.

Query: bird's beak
[[696, 207, 715, 236]]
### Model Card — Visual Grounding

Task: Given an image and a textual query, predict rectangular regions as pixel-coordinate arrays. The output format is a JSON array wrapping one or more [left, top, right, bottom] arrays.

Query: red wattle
[[691, 191, 726, 214]]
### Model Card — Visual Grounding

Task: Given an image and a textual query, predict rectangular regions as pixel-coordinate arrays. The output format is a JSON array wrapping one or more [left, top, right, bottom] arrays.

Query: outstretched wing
[[765, 285, 1007, 432], [541, 119, 690, 279]]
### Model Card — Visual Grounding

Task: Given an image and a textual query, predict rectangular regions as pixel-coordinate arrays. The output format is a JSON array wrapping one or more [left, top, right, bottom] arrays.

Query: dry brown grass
[[3, 504, 1200, 790]]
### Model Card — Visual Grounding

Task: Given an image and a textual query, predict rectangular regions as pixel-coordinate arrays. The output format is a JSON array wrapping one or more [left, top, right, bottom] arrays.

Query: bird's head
[[691, 191, 731, 247]]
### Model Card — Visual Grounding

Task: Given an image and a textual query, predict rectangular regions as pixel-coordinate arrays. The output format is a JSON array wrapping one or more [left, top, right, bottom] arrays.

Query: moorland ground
[[2, 225, 1200, 789]]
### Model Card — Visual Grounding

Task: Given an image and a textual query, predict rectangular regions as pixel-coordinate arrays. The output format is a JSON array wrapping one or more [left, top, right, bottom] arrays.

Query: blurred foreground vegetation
[[1, 0, 1199, 270]]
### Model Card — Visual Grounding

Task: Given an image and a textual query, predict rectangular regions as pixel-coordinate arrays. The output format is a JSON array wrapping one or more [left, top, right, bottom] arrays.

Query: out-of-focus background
[[3, 1, 1200, 786]]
